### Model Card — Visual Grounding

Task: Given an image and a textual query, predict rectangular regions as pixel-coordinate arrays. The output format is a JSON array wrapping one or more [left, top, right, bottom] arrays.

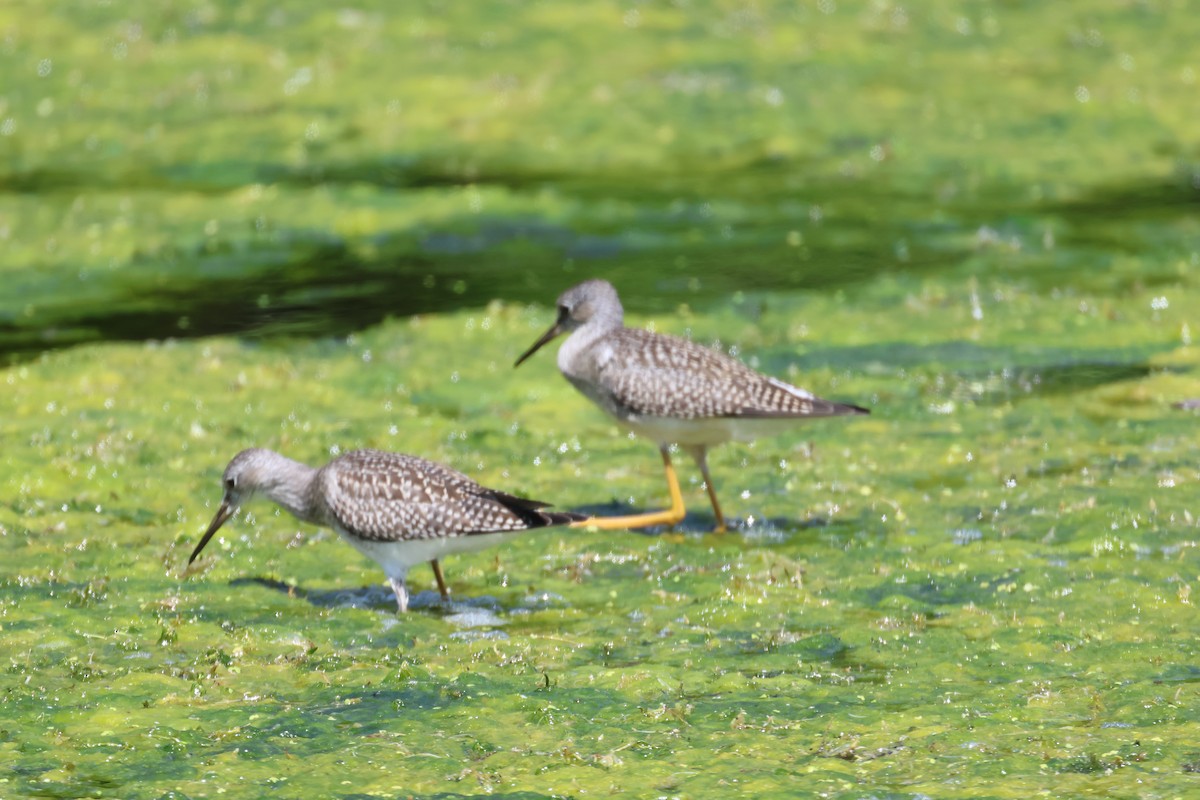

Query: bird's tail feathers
[[489, 491, 587, 528]]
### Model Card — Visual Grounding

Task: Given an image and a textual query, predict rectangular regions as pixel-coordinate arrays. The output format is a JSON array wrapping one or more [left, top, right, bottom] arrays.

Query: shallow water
[[2, 2, 1200, 798]]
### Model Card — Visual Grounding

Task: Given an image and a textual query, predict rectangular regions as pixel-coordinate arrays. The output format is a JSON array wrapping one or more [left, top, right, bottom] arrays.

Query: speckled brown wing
[[318, 449, 580, 543], [595, 328, 868, 420]]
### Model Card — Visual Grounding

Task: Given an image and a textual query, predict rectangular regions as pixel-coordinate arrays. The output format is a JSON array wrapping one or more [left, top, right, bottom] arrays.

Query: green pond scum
[[1, 0, 1199, 798]]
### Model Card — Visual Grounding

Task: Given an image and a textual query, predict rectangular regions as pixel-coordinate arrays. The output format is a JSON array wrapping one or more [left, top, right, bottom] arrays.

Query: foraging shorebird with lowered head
[[515, 279, 868, 531], [188, 448, 582, 611]]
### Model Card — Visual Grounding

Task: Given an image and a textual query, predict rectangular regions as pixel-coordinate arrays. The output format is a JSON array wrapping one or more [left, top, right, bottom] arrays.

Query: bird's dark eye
[[557, 304, 569, 319], [224, 477, 236, 490]]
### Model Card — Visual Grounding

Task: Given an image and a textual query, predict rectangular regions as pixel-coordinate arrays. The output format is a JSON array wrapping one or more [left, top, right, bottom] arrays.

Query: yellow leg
[[689, 447, 727, 533], [430, 559, 450, 600], [570, 447, 687, 530]]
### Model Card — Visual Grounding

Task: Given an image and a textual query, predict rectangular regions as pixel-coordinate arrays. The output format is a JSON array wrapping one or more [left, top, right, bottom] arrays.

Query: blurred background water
[[2, 0, 1195, 361]]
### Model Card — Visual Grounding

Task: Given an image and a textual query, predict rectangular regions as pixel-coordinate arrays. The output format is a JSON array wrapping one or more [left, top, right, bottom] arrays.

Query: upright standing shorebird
[[188, 448, 582, 611], [515, 279, 868, 532]]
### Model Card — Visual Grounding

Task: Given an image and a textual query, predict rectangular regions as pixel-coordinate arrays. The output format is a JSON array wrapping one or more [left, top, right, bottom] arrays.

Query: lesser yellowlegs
[[515, 279, 868, 531], [188, 448, 582, 611]]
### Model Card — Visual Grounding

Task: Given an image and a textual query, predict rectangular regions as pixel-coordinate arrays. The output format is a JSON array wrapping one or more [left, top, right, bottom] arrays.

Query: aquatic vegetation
[[2, 1, 1199, 797], [4, 286, 1199, 797]]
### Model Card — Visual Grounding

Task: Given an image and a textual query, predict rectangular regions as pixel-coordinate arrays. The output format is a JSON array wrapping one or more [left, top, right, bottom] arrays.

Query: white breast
[[334, 528, 520, 581]]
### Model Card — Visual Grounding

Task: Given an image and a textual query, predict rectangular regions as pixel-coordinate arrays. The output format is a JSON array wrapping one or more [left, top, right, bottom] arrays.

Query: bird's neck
[[262, 454, 322, 525], [558, 314, 622, 374]]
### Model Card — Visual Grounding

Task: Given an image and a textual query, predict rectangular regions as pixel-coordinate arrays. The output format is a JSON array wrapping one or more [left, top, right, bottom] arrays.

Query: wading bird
[[189, 448, 582, 611], [515, 279, 867, 531]]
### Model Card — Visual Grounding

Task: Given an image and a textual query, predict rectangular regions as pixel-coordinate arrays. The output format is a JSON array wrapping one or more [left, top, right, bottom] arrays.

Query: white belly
[[622, 414, 805, 447], [335, 529, 521, 581]]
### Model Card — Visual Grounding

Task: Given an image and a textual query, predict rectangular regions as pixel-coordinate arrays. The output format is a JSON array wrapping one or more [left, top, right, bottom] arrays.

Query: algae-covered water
[[3, 2, 1200, 798]]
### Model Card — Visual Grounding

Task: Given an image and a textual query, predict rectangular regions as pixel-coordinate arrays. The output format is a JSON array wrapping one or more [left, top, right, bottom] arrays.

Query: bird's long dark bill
[[189, 501, 235, 564], [514, 311, 566, 368]]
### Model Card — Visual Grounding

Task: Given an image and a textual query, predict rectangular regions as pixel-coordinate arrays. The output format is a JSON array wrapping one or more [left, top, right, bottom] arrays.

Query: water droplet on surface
[[284, 67, 313, 95], [952, 529, 983, 545]]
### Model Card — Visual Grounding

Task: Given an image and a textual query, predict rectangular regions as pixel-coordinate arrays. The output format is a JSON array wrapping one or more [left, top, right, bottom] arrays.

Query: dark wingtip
[[489, 491, 583, 529], [492, 493, 551, 512], [843, 402, 871, 415], [548, 510, 588, 525]]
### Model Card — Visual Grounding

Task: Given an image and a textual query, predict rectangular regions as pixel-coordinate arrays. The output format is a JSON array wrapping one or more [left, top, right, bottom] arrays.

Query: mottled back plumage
[[318, 449, 580, 542], [573, 326, 868, 422]]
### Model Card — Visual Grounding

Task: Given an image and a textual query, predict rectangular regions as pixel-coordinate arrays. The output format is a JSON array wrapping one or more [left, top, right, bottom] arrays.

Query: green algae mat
[[3, 1, 1200, 798]]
